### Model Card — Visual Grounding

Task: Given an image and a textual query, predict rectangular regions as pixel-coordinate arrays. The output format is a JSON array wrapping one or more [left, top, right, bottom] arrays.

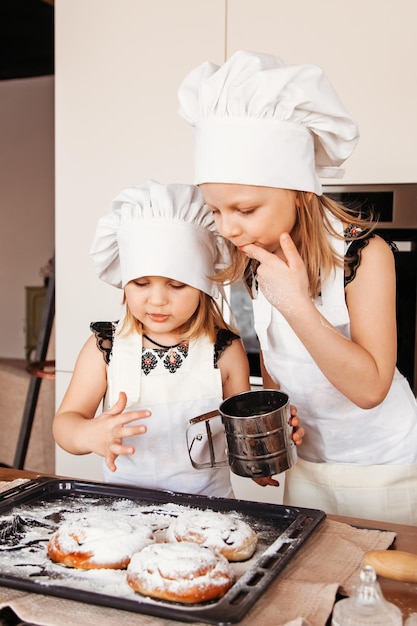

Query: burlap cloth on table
[[0, 479, 396, 626]]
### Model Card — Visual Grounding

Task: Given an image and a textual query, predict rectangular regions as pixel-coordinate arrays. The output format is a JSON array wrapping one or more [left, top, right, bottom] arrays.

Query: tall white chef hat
[[89, 180, 225, 297], [178, 50, 359, 195]]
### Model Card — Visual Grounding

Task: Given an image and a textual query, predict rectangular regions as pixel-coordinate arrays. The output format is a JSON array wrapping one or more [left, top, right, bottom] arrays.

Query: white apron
[[101, 325, 233, 498], [252, 217, 417, 524]]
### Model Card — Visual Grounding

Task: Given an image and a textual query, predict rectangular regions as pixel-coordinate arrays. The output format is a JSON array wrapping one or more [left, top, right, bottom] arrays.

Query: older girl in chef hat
[[53, 180, 302, 497], [178, 51, 417, 524]]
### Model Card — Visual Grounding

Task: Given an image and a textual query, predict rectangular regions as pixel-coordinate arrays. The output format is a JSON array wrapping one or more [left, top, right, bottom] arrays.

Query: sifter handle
[[189, 409, 219, 425]]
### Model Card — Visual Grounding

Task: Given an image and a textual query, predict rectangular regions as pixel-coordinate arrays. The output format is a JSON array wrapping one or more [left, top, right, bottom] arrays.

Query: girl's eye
[[134, 281, 148, 287], [170, 283, 186, 289]]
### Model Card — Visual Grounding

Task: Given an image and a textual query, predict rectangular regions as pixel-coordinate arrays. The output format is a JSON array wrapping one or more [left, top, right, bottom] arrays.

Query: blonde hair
[[215, 192, 376, 300], [119, 290, 237, 343]]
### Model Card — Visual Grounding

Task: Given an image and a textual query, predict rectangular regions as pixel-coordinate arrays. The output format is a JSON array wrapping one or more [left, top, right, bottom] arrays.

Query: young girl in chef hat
[[177, 50, 417, 524], [53, 180, 302, 498]]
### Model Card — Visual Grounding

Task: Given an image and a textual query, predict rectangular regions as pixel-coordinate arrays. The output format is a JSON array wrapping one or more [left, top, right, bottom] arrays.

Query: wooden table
[[1, 468, 416, 621]]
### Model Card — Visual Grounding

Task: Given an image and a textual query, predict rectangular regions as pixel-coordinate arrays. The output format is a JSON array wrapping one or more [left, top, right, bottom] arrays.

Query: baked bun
[[126, 541, 235, 603], [166, 509, 257, 561], [47, 518, 155, 569]]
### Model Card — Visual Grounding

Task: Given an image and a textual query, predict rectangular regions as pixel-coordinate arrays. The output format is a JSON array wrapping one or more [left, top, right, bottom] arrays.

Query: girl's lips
[[148, 314, 169, 323]]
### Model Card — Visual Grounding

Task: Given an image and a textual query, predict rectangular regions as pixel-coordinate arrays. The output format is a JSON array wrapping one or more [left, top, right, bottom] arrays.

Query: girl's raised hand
[[242, 233, 310, 317], [93, 392, 151, 472]]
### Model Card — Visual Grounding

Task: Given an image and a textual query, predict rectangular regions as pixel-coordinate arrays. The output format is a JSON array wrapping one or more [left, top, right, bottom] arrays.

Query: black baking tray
[[0, 477, 325, 625]]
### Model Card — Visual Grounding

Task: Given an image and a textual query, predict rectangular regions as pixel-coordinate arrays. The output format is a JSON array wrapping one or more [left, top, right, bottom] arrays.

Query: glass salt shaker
[[331, 565, 403, 625]]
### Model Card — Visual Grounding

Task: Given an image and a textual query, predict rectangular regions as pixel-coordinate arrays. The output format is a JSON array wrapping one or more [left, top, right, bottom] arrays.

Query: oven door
[[377, 228, 417, 394], [229, 280, 262, 386]]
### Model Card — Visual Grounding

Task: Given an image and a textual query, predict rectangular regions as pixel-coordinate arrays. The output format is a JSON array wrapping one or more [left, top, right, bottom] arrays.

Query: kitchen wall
[[227, 0, 417, 185], [54, 0, 417, 502], [0, 75, 54, 358]]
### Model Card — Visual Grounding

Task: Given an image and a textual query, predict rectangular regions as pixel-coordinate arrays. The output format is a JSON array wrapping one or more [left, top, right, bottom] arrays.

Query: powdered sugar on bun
[[126, 542, 235, 603], [48, 518, 155, 570], [166, 510, 258, 561]]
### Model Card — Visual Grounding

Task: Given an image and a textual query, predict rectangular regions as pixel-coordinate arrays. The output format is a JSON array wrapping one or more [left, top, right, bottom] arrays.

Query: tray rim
[[0, 477, 326, 625]]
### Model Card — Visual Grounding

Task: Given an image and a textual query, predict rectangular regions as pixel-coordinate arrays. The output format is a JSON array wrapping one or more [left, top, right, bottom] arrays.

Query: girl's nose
[[217, 213, 240, 239], [148, 285, 168, 305]]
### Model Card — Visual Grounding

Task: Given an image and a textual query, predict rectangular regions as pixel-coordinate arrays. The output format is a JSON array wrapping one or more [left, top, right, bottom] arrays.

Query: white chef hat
[[178, 50, 359, 195], [89, 180, 225, 297]]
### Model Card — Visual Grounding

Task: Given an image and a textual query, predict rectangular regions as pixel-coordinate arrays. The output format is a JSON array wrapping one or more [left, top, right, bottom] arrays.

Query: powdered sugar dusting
[[166, 509, 257, 560], [0, 490, 288, 606], [127, 542, 235, 601], [48, 516, 155, 566]]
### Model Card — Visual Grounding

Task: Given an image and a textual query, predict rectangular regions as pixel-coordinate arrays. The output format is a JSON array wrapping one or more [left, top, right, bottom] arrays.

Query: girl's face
[[124, 276, 200, 338], [200, 183, 298, 257]]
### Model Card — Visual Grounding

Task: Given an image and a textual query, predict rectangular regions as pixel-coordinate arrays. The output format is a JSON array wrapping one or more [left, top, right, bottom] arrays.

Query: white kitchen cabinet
[[226, 0, 417, 185]]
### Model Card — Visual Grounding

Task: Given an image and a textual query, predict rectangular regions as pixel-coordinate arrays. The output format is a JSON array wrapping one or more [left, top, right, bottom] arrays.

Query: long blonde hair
[[119, 290, 237, 343], [215, 192, 376, 300]]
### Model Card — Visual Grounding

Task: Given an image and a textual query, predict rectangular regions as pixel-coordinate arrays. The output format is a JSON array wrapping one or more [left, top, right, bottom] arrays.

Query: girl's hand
[[242, 233, 310, 317], [290, 405, 304, 446], [252, 476, 281, 487], [94, 392, 151, 472]]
